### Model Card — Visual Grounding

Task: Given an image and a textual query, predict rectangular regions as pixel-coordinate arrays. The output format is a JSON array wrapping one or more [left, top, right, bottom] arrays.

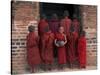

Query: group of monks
[[26, 10, 86, 73]]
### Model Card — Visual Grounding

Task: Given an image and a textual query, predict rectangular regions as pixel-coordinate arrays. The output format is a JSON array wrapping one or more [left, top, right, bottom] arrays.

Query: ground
[[25, 66, 96, 74], [25, 58, 97, 74]]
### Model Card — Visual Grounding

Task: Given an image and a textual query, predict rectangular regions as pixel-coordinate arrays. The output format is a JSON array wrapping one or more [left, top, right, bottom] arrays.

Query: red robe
[[67, 33, 75, 63], [55, 33, 67, 64], [72, 19, 79, 32], [78, 36, 86, 67], [72, 31, 79, 59], [38, 19, 49, 36], [41, 31, 54, 64], [27, 32, 41, 66], [38, 19, 49, 56], [60, 17, 72, 35], [48, 19, 60, 34]]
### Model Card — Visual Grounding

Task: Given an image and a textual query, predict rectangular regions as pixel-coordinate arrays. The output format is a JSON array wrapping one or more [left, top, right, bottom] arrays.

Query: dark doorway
[[39, 2, 80, 20]]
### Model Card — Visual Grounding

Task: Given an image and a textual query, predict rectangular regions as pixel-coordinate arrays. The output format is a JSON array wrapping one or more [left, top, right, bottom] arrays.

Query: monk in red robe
[[38, 14, 49, 36], [27, 25, 41, 72], [55, 26, 67, 69], [72, 14, 80, 32], [67, 29, 76, 68], [72, 30, 79, 60], [41, 26, 55, 70], [48, 13, 60, 34], [48, 13, 60, 58], [78, 31, 86, 68], [60, 10, 72, 36], [38, 14, 49, 61]]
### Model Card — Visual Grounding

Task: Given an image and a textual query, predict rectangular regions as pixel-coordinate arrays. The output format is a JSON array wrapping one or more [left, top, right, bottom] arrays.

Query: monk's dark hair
[[73, 14, 77, 19], [44, 26, 50, 32], [41, 14, 46, 19], [72, 13, 79, 21], [58, 26, 64, 29], [51, 13, 58, 19], [63, 10, 69, 17], [28, 25, 35, 32]]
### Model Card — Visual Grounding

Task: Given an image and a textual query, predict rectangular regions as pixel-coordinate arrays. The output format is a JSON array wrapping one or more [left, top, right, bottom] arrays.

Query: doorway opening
[[39, 2, 81, 20]]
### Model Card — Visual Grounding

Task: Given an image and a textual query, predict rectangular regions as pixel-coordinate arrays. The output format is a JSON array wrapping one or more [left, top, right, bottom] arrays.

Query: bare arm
[[55, 39, 59, 47], [64, 34, 67, 44]]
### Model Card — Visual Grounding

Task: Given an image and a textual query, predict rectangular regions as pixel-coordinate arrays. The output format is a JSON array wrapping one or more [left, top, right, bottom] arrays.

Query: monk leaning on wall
[[26, 25, 42, 73]]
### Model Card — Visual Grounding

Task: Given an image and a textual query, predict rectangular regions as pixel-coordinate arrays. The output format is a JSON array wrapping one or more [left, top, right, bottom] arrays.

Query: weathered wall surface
[[80, 6, 97, 66], [11, 1, 39, 73]]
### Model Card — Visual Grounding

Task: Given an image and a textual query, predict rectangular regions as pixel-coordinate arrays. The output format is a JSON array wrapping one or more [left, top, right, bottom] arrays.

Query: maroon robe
[[67, 33, 75, 63], [27, 32, 41, 66], [72, 19, 79, 32], [41, 31, 54, 64], [72, 31, 79, 59], [60, 17, 72, 35], [38, 19, 49, 56], [78, 36, 86, 67], [38, 19, 49, 36], [48, 19, 60, 34], [55, 33, 67, 64]]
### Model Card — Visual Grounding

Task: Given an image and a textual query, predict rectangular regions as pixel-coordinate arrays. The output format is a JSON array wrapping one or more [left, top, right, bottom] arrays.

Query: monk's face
[[59, 27, 64, 33], [65, 16, 68, 19]]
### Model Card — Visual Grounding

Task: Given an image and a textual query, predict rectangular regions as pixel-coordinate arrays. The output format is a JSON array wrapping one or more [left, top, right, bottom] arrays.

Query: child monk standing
[[27, 25, 41, 73], [78, 31, 86, 68], [41, 26, 55, 71], [72, 14, 79, 58], [55, 26, 67, 69], [67, 27, 77, 68]]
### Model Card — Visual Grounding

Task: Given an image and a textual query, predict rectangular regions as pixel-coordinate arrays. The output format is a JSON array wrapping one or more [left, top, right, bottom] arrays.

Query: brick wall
[[80, 6, 97, 66], [11, 1, 97, 74], [11, 1, 39, 74]]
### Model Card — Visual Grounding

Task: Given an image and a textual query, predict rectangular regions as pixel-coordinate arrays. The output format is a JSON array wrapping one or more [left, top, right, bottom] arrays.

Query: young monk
[[72, 29, 79, 60], [48, 13, 60, 34], [67, 28, 76, 68], [41, 26, 55, 71], [60, 10, 72, 36], [48, 13, 60, 59], [38, 14, 49, 61], [72, 14, 80, 32], [38, 14, 49, 37], [55, 26, 67, 69], [78, 31, 86, 68], [27, 25, 41, 73]]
